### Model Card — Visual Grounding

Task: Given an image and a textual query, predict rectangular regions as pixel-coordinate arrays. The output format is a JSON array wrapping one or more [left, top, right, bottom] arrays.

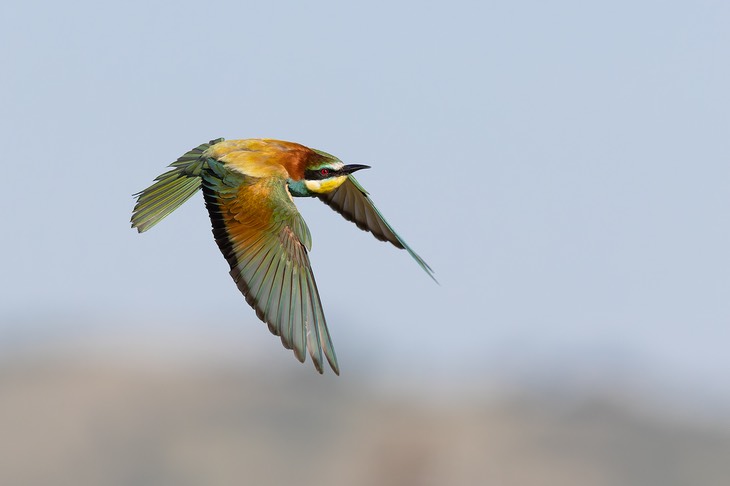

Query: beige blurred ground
[[1, 347, 729, 486]]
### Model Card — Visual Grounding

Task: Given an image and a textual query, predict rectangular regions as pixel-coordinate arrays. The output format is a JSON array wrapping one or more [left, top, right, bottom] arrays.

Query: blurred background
[[1, 1, 729, 485]]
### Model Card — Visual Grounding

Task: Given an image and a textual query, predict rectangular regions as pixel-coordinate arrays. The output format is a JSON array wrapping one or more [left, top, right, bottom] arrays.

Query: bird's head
[[300, 151, 370, 195]]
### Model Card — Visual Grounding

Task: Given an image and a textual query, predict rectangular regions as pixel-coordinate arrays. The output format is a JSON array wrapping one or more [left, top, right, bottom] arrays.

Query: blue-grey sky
[[1, 1, 728, 404]]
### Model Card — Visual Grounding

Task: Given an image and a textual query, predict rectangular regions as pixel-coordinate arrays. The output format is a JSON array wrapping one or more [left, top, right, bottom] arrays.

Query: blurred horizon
[[1, 318, 729, 486], [1, 312, 728, 427]]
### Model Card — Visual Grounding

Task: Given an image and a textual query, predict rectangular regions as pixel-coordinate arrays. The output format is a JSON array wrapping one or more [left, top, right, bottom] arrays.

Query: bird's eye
[[319, 168, 330, 177]]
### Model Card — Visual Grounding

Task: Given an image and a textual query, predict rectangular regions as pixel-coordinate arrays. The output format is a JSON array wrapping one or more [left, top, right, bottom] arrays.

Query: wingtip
[[423, 262, 439, 285], [306, 355, 339, 375], [311, 361, 339, 376], [327, 357, 340, 376], [312, 351, 338, 375], [405, 248, 438, 285]]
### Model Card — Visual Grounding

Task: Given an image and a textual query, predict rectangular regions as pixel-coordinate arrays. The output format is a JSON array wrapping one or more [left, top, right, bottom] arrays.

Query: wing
[[131, 138, 224, 232], [202, 160, 338, 374], [317, 176, 436, 281]]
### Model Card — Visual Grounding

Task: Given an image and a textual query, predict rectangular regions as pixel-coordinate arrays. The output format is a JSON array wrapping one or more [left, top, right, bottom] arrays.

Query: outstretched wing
[[317, 176, 436, 281], [202, 160, 338, 374], [131, 138, 224, 232]]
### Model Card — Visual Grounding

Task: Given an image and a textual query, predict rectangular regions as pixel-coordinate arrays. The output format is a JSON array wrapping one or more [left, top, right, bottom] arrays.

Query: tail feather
[[131, 138, 224, 233]]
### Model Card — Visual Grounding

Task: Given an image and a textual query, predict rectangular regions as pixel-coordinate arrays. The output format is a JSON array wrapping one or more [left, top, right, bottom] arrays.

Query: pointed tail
[[131, 138, 224, 233]]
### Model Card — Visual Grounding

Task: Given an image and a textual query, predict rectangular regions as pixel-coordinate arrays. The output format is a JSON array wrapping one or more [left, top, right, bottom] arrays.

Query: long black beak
[[341, 164, 371, 175]]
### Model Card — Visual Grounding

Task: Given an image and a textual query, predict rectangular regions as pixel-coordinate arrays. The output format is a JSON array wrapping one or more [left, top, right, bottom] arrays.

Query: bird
[[131, 138, 435, 374]]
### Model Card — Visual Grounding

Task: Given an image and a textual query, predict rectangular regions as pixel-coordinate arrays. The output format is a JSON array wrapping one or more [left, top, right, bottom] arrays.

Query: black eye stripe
[[305, 168, 338, 180]]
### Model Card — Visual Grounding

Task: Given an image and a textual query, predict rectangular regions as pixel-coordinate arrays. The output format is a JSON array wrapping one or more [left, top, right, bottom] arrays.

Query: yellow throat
[[304, 175, 348, 194]]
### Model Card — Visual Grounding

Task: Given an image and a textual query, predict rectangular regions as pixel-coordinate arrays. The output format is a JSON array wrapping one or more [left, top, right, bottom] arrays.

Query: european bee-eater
[[131, 138, 434, 374]]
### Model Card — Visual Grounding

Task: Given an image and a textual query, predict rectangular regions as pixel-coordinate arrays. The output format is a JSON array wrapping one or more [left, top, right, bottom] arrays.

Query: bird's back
[[204, 138, 319, 180], [131, 138, 319, 232]]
